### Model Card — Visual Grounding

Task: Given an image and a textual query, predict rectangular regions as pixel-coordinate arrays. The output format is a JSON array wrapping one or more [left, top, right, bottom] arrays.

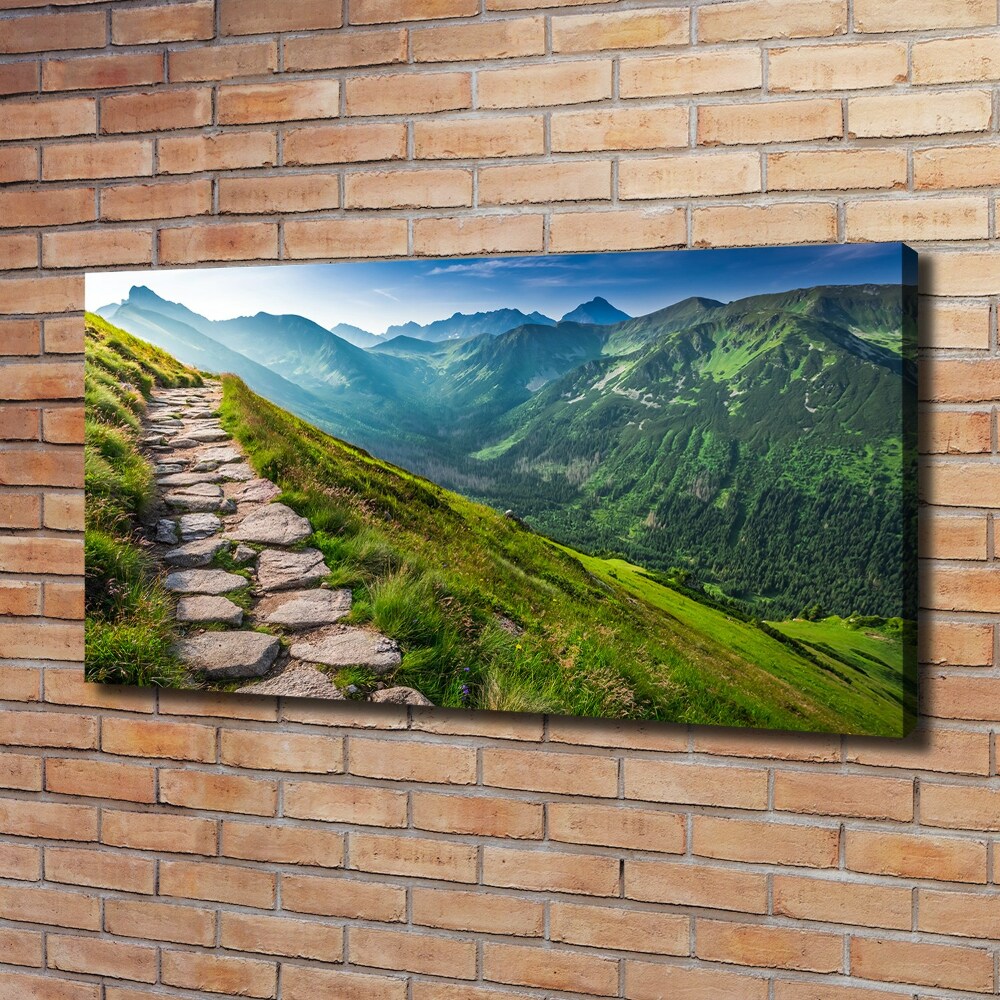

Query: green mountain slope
[[101, 281, 913, 622], [219, 371, 912, 736]]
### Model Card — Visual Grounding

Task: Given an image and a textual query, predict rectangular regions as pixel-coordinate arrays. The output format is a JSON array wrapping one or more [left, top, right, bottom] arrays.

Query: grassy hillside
[[220, 374, 911, 735], [84, 313, 203, 687]]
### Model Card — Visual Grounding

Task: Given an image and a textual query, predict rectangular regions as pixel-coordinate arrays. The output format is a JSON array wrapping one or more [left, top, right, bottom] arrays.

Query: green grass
[[218, 372, 912, 736], [84, 313, 204, 688]]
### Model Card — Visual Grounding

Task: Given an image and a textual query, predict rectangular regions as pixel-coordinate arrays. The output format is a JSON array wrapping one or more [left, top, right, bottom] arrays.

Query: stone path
[[143, 383, 428, 704]]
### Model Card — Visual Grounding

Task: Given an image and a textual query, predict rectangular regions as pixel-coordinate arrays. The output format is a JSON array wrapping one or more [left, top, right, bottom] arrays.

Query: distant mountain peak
[[561, 297, 631, 326]]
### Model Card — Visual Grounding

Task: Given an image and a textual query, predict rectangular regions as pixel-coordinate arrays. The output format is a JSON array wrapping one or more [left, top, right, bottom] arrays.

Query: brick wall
[[0, 0, 998, 996]]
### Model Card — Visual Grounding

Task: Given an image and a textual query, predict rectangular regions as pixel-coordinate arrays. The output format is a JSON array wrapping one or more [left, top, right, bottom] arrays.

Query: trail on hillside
[[143, 382, 431, 706]]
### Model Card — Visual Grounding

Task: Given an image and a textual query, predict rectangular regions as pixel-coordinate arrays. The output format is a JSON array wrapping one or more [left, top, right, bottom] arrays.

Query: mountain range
[[98, 281, 914, 619]]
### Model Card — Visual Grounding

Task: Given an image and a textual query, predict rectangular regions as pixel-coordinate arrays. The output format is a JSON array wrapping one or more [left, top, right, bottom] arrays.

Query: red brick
[[101, 179, 212, 221], [846, 829, 987, 883], [161, 951, 277, 998], [284, 122, 406, 165], [0, 841, 40, 879], [621, 48, 761, 97], [160, 222, 279, 264], [0, 666, 40, 701], [284, 780, 407, 827], [101, 718, 216, 761], [0, 927, 40, 968], [112, 1, 215, 44], [0, 493, 42, 528], [351, 0, 477, 23], [0, 582, 40, 616], [851, 936, 992, 993], [0, 753, 42, 792], [1, 708, 95, 748], [0, 799, 94, 845], [43, 316, 85, 354], [345, 167, 473, 209], [101, 88, 213, 134], [159, 859, 275, 907], [922, 410, 991, 454], [160, 768, 278, 816], [0, 321, 40, 356], [625, 759, 768, 808], [700, 0, 847, 41], [218, 79, 340, 125], [44, 846, 155, 895], [43, 228, 153, 269], [221, 911, 343, 962], [349, 736, 477, 783], [0, 187, 94, 227], [352, 832, 478, 882], [170, 41, 278, 82], [696, 919, 842, 973], [220, 729, 343, 772], [0, 276, 83, 315], [220, 0, 343, 34], [0, 234, 38, 271], [346, 72, 472, 116], [921, 782, 1000, 831], [47, 757, 154, 803], [479, 60, 610, 109], [773, 874, 912, 929], [44, 140, 153, 181], [626, 962, 769, 1000], [551, 901, 689, 955], [0, 60, 38, 96], [414, 116, 544, 159], [282, 873, 405, 922], [101, 809, 217, 856], [222, 819, 345, 868], [412, 17, 544, 60], [553, 9, 688, 52], [43, 492, 85, 530], [413, 214, 543, 256], [351, 926, 476, 979], [0, 147, 38, 184], [43, 52, 163, 92], [627, 858, 768, 913], [412, 886, 544, 937], [847, 726, 990, 774], [919, 888, 1000, 939], [483, 942, 618, 995], [282, 966, 405, 1000], [285, 30, 406, 71], [412, 791, 543, 839], [0, 972, 96, 1000], [483, 845, 618, 895], [482, 746, 618, 796], [773, 770, 914, 821], [694, 815, 840, 868], [158, 131, 277, 174], [0, 10, 106, 54], [284, 217, 407, 260], [46, 668, 154, 712], [105, 898, 215, 947], [1, 97, 95, 140], [0, 884, 99, 930]]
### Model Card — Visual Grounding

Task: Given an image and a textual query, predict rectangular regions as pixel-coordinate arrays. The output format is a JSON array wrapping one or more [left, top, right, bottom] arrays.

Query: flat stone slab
[[230, 503, 312, 546], [156, 519, 178, 544], [218, 463, 255, 482], [188, 428, 230, 443], [291, 627, 401, 674], [179, 513, 221, 540], [170, 437, 201, 449], [240, 665, 345, 700], [256, 548, 330, 592], [165, 568, 248, 595], [236, 479, 281, 504], [370, 686, 433, 707], [233, 544, 258, 564], [197, 445, 242, 465], [176, 595, 244, 626], [158, 472, 223, 488], [166, 492, 227, 513], [256, 588, 352, 630], [177, 631, 279, 680], [153, 463, 186, 477], [164, 537, 228, 568]]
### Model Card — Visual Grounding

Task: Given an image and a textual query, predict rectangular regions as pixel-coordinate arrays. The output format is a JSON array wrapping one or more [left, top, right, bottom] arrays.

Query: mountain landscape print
[[84, 243, 917, 737]]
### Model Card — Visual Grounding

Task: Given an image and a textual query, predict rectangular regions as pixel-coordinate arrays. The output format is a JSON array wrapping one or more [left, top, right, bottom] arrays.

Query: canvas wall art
[[84, 243, 917, 736]]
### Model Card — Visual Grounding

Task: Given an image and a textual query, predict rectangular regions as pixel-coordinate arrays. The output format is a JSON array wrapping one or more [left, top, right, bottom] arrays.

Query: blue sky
[[86, 243, 905, 336]]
